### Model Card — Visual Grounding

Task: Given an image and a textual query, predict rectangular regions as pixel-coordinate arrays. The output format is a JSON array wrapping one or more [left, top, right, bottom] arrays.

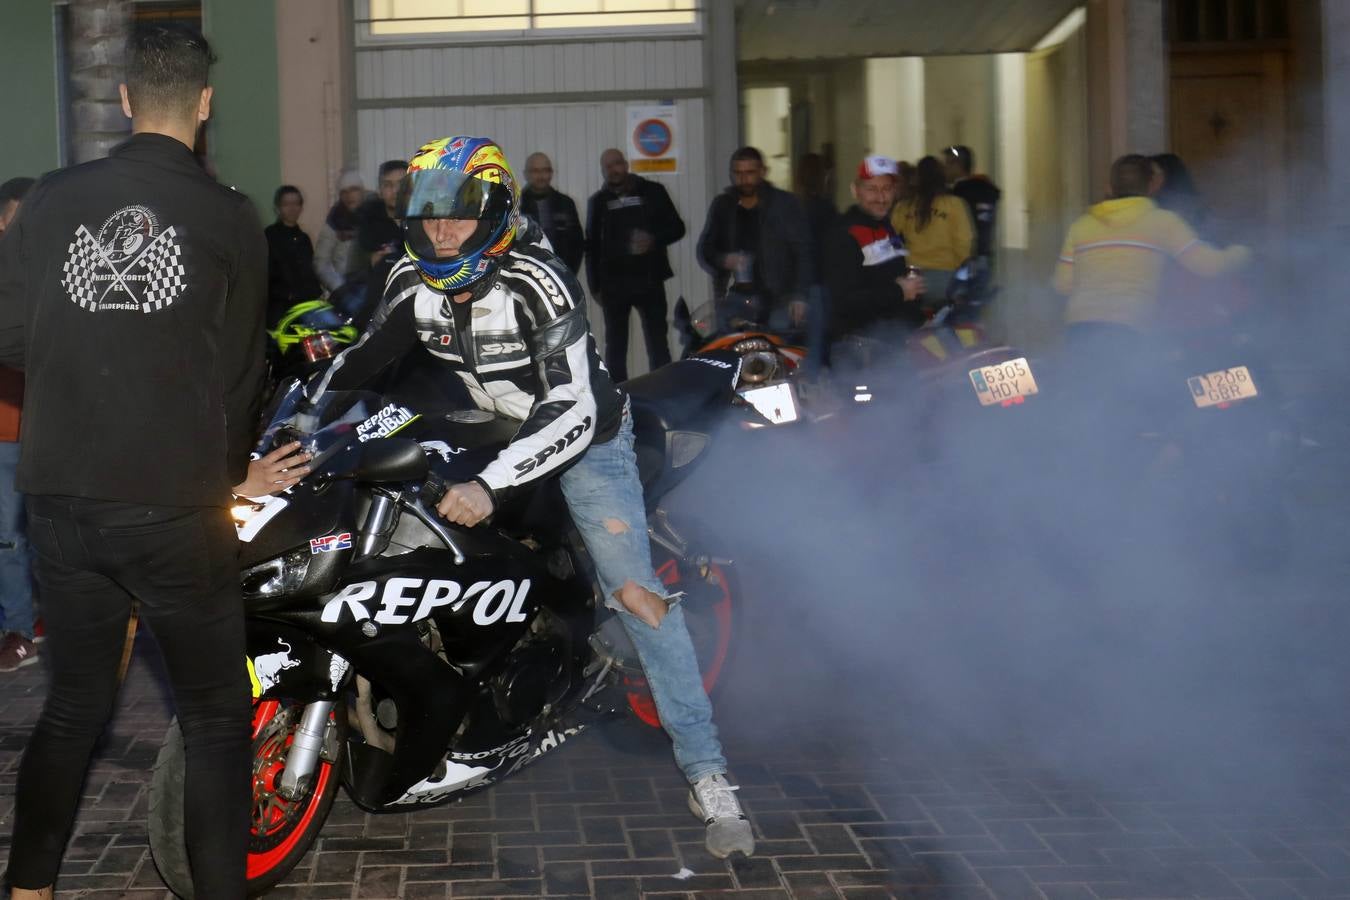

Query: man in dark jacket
[[824, 156, 926, 342], [697, 146, 812, 331], [0, 25, 304, 899], [264, 184, 323, 325], [351, 158, 408, 323], [585, 149, 686, 381], [943, 145, 1001, 269], [520, 152, 584, 275]]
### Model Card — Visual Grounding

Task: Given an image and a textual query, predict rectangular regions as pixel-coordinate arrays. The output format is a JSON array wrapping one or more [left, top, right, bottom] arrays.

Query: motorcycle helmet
[[398, 136, 519, 292], [269, 299, 358, 359]]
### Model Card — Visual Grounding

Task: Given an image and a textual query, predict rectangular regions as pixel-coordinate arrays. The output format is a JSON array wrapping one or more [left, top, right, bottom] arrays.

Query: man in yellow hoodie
[[1054, 154, 1249, 335]]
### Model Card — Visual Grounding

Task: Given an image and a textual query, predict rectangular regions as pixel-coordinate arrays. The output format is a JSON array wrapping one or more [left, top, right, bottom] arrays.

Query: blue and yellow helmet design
[[397, 136, 519, 293]]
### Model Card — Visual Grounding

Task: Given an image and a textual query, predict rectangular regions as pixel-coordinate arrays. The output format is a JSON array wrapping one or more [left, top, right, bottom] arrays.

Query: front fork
[[277, 699, 338, 800]]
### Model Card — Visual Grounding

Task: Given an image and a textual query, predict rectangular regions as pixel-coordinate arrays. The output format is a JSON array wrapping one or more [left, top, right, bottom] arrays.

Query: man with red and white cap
[[822, 155, 926, 343]]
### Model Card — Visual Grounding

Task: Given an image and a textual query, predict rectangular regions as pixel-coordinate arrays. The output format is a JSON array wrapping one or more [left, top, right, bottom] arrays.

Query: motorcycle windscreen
[[256, 385, 416, 464], [236, 388, 419, 563]]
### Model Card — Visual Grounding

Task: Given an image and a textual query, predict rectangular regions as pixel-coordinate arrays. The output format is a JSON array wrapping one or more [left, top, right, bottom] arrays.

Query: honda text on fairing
[[146, 351, 767, 896]]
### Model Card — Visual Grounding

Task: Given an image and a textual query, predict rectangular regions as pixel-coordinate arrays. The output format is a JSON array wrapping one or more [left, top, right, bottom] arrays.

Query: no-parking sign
[[626, 102, 679, 174]]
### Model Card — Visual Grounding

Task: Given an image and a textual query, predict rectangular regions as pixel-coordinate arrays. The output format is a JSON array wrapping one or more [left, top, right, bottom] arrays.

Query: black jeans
[[6, 497, 249, 898], [601, 285, 672, 382]]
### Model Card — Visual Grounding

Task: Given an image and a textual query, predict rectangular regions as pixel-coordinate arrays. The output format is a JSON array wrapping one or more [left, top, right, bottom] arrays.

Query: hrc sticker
[[310, 532, 353, 555]]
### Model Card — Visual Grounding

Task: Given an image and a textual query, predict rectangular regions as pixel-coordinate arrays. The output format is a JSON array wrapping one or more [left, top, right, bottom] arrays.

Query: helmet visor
[[396, 169, 511, 221]]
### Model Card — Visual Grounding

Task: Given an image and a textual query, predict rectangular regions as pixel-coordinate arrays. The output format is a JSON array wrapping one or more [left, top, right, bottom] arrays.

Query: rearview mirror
[[355, 438, 429, 485]]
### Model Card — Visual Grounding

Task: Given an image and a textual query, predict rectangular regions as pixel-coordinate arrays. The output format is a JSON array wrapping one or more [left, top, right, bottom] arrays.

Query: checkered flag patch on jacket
[[61, 226, 104, 311], [139, 226, 185, 312]]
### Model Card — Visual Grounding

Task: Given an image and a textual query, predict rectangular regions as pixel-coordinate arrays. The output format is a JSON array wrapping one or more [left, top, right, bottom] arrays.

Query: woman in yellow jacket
[[891, 155, 975, 304]]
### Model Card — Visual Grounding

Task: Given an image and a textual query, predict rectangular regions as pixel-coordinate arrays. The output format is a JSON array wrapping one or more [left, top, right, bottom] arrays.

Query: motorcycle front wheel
[[148, 700, 347, 897]]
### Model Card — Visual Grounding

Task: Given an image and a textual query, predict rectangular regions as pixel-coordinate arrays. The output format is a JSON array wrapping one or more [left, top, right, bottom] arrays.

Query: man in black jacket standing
[[585, 148, 686, 381], [358, 159, 410, 286], [520, 152, 584, 275], [0, 25, 304, 899], [697, 146, 812, 331]]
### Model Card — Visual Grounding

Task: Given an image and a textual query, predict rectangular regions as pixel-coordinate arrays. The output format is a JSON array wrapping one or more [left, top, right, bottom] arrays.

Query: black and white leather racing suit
[[307, 220, 624, 506]]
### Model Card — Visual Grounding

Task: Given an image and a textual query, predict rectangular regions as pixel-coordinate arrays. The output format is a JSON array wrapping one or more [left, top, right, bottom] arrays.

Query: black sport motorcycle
[[147, 353, 748, 896]]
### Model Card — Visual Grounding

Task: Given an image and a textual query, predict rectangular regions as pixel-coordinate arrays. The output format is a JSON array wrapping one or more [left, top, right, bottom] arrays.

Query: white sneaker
[[688, 774, 755, 859]]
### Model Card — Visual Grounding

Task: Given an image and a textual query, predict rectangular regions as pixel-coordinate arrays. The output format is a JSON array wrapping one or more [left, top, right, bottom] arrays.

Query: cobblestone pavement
[[5, 620, 1350, 900], [5, 414, 1350, 898]]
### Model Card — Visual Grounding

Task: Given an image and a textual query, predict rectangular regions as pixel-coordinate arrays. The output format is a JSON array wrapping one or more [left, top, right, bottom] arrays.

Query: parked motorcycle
[[832, 260, 1043, 469], [1153, 328, 1295, 568], [1030, 316, 1296, 572], [147, 352, 752, 895], [674, 294, 811, 427]]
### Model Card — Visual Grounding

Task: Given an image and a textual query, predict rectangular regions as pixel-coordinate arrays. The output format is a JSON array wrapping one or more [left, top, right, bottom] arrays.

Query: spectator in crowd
[[264, 185, 323, 324], [520, 152, 584, 274], [1148, 152, 1251, 333], [697, 146, 812, 332], [892, 155, 975, 304], [795, 153, 838, 369], [585, 148, 686, 381], [0, 176, 37, 673], [0, 178, 36, 236], [314, 169, 366, 303], [1054, 154, 1249, 340], [356, 159, 409, 305], [943, 145, 1001, 278], [1054, 154, 1250, 441], [896, 160, 917, 206], [795, 153, 838, 276], [824, 156, 926, 343], [1150, 153, 1206, 230]]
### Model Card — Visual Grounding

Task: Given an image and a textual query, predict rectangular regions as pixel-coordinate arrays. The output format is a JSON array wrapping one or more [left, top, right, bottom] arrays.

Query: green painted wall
[[0, 0, 61, 179], [0, 0, 280, 214], [204, 0, 281, 216]]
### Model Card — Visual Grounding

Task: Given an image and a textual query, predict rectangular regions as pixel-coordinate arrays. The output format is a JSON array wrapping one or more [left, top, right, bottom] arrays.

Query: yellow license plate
[[969, 357, 1039, 407], [1188, 366, 1258, 408]]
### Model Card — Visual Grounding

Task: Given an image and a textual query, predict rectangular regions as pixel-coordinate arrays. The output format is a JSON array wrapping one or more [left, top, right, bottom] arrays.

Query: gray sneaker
[[688, 774, 755, 859], [0, 632, 38, 672]]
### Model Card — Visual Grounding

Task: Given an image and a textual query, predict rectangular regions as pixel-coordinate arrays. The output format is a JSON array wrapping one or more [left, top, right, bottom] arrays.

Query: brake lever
[[420, 472, 450, 507]]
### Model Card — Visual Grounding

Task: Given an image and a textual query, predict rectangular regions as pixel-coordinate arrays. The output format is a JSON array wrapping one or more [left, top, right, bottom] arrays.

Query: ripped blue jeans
[[559, 403, 727, 783]]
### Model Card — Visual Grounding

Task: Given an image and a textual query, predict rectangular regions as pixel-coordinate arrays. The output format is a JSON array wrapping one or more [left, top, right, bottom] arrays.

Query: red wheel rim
[[625, 559, 734, 728], [245, 701, 338, 881]]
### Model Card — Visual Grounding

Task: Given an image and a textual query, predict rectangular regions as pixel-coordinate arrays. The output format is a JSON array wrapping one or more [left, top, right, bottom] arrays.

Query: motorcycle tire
[[600, 558, 739, 754], [148, 701, 347, 898]]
